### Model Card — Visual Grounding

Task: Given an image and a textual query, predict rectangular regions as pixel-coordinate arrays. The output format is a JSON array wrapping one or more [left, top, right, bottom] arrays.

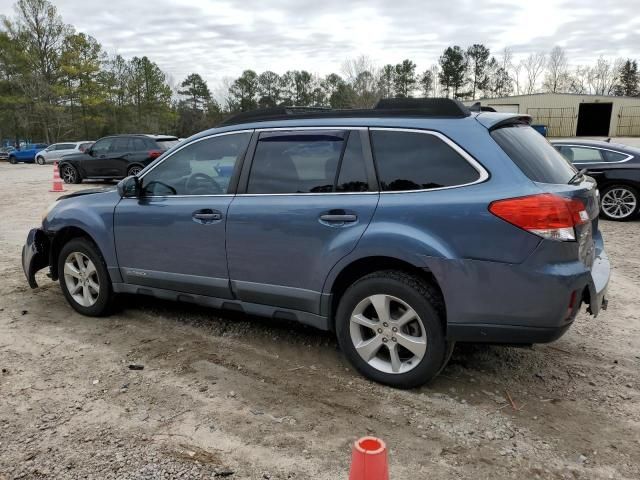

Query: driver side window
[[141, 132, 252, 196]]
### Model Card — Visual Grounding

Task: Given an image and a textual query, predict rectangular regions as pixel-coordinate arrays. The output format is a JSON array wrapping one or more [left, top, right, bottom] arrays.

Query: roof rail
[[218, 97, 471, 126]]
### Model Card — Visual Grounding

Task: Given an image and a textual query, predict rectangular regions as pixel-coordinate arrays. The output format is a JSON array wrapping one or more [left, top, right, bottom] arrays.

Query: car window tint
[[91, 138, 114, 155], [248, 132, 346, 194], [79, 143, 93, 152], [371, 130, 480, 191], [567, 147, 603, 163], [491, 126, 576, 184], [58, 143, 76, 150], [142, 132, 251, 196], [110, 137, 131, 152], [602, 149, 629, 162], [131, 138, 148, 151], [336, 133, 370, 192]]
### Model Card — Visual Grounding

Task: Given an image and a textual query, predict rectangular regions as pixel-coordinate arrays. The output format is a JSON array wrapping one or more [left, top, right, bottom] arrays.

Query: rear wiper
[[568, 168, 588, 185]]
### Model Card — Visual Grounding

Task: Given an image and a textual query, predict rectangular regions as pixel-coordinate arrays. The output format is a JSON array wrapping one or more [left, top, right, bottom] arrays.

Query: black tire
[[9, 156, 16, 164], [61, 164, 82, 184], [57, 238, 114, 316], [36, 156, 45, 165], [600, 184, 639, 221], [335, 270, 449, 389]]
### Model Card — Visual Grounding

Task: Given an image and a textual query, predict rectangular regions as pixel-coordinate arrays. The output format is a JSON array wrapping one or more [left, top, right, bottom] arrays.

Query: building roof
[[473, 92, 640, 102]]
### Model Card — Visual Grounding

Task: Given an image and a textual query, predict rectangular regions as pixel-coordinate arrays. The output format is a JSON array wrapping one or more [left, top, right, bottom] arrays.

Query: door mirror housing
[[117, 175, 141, 198]]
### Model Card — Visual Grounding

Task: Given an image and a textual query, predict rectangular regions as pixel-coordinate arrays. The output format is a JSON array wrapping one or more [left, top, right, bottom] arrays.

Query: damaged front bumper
[[22, 228, 51, 288]]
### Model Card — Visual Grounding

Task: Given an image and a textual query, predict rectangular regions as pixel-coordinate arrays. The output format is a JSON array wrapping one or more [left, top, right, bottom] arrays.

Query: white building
[[466, 93, 640, 137]]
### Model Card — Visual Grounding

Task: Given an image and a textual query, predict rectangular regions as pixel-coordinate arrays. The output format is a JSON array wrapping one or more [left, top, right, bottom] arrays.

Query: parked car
[[551, 139, 640, 221], [22, 99, 610, 388], [58, 134, 179, 183], [0, 146, 16, 161], [8, 143, 49, 164], [35, 141, 94, 165]]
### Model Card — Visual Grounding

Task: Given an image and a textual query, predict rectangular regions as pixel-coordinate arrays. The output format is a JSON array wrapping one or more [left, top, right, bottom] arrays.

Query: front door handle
[[320, 214, 357, 222], [192, 209, 222, 224]]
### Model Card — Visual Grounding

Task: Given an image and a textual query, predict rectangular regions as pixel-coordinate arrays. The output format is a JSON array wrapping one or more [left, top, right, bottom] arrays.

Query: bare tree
[[543, 46, 570, 93], [568, 65, 590, 94], [587, 56, 622, 95], [510, 61, 523, 95], [522, 52, 546, 94]]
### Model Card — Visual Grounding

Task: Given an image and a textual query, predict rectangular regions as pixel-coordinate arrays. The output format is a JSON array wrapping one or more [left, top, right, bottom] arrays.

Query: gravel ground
[[0, 162, 639, 480]]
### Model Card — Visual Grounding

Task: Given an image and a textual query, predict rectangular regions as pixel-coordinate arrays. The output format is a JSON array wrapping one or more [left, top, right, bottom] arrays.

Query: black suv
[[59, 134, 179, 184]]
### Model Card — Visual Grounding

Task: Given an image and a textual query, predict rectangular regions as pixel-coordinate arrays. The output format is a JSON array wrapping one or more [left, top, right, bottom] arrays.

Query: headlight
[[42, 200, 60, 222]]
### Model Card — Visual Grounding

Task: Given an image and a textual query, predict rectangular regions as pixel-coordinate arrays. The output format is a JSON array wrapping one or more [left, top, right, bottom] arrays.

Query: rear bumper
[[22, 228, 50, 288], [428, 237, 610, 345]]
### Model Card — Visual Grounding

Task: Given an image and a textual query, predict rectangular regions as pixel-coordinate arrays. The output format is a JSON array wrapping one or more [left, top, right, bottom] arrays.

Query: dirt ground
[[1, 162, 639, 480]]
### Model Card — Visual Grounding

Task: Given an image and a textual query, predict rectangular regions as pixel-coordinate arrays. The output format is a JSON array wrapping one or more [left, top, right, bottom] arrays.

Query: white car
[[35, 141, 94, 165]]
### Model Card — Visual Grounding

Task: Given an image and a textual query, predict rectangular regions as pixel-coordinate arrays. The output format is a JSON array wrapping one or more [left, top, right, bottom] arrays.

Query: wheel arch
[[127, 163, 145, 174], [327, 255, 446, 331], [49, 227, 103, 280]]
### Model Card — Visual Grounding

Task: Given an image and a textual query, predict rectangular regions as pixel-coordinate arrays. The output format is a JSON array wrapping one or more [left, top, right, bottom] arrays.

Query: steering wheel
[[185, 172, 223, 195]]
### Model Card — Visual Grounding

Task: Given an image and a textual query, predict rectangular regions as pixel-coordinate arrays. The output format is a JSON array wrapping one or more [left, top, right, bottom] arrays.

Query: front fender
[[44, 190, 121, 282]]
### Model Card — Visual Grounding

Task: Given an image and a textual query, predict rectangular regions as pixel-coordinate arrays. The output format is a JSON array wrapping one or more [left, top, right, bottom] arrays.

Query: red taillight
[[148, 150, 162, 159], [489, 193, 589, 242]]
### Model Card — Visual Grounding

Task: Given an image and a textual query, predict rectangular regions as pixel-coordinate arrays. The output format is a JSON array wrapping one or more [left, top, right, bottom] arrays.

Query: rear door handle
[[319, 214, 357, 222], [193, 209, 222, 224]]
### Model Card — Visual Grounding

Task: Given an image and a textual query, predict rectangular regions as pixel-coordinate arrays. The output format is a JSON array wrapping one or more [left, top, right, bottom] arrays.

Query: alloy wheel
[[128, 166, 142, 176], [601, 187, 637, 219], [349, 294, 427, 374], [63, 252, 100, 307], [62, 166, 76, 183]]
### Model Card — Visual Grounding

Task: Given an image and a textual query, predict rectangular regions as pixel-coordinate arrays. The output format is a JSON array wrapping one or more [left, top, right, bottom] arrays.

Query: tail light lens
[[148, 150, 162, 159], [489, 193, 589, 241]]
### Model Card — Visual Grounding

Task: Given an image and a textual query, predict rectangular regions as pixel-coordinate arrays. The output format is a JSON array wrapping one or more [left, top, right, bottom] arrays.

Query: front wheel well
[[329, 256, 446, 330], [49, 227, 100, 280]]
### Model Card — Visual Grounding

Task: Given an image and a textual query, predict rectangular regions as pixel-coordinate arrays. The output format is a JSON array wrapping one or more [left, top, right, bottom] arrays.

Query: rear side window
[[602, 150, 629, 162], [491, 126, 576, 184], [336, 133, 370, 192], [247, 131, 347, 194], [131, 138, 148, 151], [371, 130, 481, 191]]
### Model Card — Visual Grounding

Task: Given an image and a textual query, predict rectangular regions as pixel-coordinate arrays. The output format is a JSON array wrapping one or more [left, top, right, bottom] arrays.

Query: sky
[[1, 0, 638, 89]]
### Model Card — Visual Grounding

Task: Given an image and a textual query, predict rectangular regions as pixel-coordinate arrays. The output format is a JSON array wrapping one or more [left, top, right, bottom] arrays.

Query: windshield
[[491, 125, 577, 184]]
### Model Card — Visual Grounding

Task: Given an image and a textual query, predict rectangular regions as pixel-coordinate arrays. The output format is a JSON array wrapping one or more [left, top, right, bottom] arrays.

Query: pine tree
[[614, 59, 639, 96], [438, 46, 467, 98]]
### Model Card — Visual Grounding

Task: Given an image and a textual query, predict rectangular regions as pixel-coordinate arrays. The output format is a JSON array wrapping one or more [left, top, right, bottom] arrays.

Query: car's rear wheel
[[58, 238, 113, 316], [600, 185, 638, 221], [36, 156, 45, 165], [127, 165, 143, 176], [61, 164, 81, 184], [335, 270, 450, 389]]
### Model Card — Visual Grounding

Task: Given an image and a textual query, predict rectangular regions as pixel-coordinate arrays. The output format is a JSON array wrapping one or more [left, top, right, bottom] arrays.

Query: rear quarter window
[[370, 130, 482, 191], [491, 125, 576, 184]]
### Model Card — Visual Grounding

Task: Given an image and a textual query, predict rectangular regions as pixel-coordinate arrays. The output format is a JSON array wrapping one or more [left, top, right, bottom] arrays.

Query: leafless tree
[[543, 46, 570, 93], [587, 56, 622, 95], [522, 52, 546, 94], [568, 65, 590, 94]]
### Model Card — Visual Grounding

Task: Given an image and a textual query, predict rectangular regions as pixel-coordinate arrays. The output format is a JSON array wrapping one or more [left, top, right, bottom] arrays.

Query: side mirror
[[117, 175, 141, 198]]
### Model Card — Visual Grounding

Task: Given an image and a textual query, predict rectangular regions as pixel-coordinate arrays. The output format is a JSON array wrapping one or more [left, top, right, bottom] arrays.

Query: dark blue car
[[22, 99, 610, 388]]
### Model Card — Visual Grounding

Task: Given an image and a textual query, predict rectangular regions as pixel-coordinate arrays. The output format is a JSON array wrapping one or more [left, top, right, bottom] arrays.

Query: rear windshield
[[491, 125, 576, 184], [156, 139, 179, 150]]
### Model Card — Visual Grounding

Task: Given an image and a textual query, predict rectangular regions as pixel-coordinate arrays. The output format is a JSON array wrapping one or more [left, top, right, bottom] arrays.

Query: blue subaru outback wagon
[[22, 99, 610, 388]]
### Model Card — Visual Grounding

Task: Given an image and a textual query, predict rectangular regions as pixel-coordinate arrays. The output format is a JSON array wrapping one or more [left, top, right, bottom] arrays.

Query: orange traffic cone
[[50, 161, 66, 192], [349, 437, 389, 480]]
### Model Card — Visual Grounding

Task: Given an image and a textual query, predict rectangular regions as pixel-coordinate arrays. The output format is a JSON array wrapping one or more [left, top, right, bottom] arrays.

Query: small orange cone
[[349, 437, 389, 480], [50, 161, 66, 192]]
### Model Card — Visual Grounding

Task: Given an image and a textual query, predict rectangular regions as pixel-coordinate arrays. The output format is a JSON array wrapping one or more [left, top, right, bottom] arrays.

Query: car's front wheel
[[36, 156, 45, 165], [9, 156, 16, 164], [61, 164, 82, 184], [600, 185, 638, 221], [58, 238, 113, 316], [336, 270, 450, 389]]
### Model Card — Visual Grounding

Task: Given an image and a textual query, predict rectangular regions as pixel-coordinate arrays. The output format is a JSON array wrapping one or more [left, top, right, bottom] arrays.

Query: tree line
[[1, 0, 639, 144]]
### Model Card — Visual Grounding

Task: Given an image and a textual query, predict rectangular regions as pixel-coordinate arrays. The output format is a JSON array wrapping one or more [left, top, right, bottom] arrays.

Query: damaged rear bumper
[[22, 228, 50, 288]]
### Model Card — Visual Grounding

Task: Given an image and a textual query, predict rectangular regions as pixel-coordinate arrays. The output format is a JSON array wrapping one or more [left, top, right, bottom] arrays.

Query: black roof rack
[[219, 98, 471, 126]]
